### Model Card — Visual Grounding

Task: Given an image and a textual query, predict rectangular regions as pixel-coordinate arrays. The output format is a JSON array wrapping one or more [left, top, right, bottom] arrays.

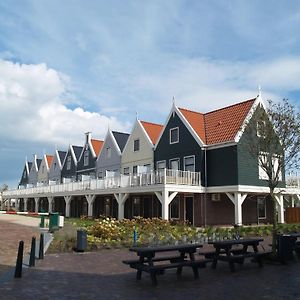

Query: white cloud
[[0, 60, 131, 148]]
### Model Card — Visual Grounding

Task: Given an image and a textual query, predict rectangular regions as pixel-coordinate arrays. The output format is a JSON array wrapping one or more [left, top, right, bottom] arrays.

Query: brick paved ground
[[0, 217, 40, 278], [0, 248, 299, 300]]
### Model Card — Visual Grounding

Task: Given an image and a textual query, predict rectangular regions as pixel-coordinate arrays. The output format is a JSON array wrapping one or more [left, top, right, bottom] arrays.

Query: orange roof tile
[[178, 98, 256, 145], [140, 121, 164, 145], [91, 139, 104, 156], [204, 98, 255, 145], [46, 155, 54, 168], [178, 108, 206, 143]]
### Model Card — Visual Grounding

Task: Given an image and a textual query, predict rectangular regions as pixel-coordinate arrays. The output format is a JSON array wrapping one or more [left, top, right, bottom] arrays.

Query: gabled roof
[[140, 121, 163, 145], [178, 108, 206, 142], [58, 151, 67, 165], [72, 146, 83, 161], [91, 139, 104, 156], [204, 98, 256, 145], [46, 155, 54, 169], [178, 98, 257, 146], [112, 131, 130, 152]]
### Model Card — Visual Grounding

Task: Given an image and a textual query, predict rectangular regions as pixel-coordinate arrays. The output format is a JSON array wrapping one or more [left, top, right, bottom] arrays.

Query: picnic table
[[207, 238, 268, 272], [123, 243, 208, 286]]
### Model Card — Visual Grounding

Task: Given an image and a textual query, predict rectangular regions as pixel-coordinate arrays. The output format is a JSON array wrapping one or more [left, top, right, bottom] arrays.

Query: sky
[[1, 0, 300, 188]]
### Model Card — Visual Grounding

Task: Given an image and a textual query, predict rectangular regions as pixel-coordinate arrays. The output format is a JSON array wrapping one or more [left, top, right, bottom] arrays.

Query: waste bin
[[77, 229, 87, 252], [277, 234, 295, 263], [49, 212, 59, 232]]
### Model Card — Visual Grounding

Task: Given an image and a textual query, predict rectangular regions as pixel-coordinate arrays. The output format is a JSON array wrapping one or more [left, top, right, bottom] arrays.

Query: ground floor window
[[257, 196, 266, 219], [170, 196, 179, 219], [133, 197, 141, 216]]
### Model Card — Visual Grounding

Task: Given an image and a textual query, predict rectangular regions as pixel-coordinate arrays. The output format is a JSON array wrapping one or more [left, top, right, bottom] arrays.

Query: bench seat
[[122, 255, 186, 267]]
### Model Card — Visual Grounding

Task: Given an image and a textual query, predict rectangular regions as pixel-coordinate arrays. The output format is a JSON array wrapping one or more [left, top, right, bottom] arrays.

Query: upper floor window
[[257, 120, 266, 137], [53, 162, 57, 170], [184, 156, 195, 172], [66, 156, 71, 170], [169, 158, 180, 170], [84, 150, 89, 166], [258, 153, 282, 181], [156, 160, 166, 172], [133, 165, 138, 175], [134, 139, 140, 152], [124, 167, 129, 175], [106, 147, 111, 159], [170, 127, 179, 144]]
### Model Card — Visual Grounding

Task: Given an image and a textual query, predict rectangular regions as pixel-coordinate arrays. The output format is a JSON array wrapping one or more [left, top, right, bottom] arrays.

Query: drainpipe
[[204, 147, 207, 227]]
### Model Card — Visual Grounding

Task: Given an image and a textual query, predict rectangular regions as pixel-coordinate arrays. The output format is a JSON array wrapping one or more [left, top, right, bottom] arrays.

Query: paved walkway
[[0, 215, 41, 278], [0, 248, 299, 300]]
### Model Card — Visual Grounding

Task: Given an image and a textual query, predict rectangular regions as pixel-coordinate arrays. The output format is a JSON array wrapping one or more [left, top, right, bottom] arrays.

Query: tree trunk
[[270, 188, 278, 254]]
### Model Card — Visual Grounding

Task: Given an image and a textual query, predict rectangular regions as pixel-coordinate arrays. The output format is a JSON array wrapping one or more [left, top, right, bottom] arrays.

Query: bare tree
[[245, 99, 300, 253]]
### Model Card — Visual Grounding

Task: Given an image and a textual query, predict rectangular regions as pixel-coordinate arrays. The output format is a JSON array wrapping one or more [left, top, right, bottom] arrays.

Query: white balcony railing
[[3, 169, 201, 197]]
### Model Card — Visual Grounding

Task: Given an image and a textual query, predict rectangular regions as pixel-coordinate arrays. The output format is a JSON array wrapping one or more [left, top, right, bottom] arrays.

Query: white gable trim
[[154, 103, 204, 150], [89, 139, 96, 158], [70, 145, 79, 166], [234, 95, 266, 143]]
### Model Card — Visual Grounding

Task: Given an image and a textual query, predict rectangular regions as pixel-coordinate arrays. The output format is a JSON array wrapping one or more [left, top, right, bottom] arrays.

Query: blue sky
[[1, 0, 300, 188]]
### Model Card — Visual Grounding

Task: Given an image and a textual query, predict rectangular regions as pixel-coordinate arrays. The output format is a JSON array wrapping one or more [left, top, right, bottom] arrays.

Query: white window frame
[[133, 139, 140, 152], [257, 196, 267, 219], [170, 127, 179, 144], [184, 155, 195, 172], [169, 158, 180, 170], [257, 120, 266, 138], [156, 160, 166, 171], [133, 165, 138, 174], [123, 167, 129, 175]]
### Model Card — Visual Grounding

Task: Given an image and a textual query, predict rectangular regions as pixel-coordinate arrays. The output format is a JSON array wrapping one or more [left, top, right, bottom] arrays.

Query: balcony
[[3, 169, 202, 198]]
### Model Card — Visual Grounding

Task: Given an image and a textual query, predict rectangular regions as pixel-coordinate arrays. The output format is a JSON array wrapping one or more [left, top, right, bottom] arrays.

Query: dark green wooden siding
[[154, 111, 204, 174]]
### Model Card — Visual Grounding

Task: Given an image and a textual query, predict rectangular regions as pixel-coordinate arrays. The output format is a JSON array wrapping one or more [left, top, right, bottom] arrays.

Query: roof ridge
[[204, 98, 256, 116]]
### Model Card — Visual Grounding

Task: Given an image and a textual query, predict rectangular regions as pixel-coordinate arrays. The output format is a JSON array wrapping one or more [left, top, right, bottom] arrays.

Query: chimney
[[85, 132, 91, 144]]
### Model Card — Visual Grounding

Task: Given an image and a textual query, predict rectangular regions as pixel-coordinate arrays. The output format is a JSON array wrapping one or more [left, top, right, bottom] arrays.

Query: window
[[66, 156, 71, 170], [257, 120, 266, 137], [257, 197, 266, 219], [133, 197, 141, 216], [23, 171, 26, 179], [156, 160, 166, 172], [98, 171, 103, 179], [170, 127, 179, 144], [133, 165, 138, 175], [144, 164, 151, 173], [106, 147, 111, 159], [53, 162, 57, 170], [124, 167, 129, 175], [105, 198, 111, 216], [184, 156, 195, 172], [169, 158, 180, 170], [134, 139, 140, 151], [170, 196, 179, 219], [84, 150, 89, 166]]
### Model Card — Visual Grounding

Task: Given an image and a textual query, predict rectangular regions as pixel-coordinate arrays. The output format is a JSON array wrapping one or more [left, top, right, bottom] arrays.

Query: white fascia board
[[205, 141, 237, 150], [25, 160, 29, 175], [206, 184, 280, 194], [138, 120, 156, 149], [88, 139, 96, 158], [56, 150, 62, 169], [70, 145, 79, 166], [234, 95, 263, 143]]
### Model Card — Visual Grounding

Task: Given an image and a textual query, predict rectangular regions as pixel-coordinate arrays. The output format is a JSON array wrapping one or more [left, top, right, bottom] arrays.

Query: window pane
[[134, 139, 140, 151], [133, 197, 140, 216], [258, 197, 266, 219], [170, 128, 179, 144], [124, 167, 129, 175], [170, 159, 179, 170], [133, 166, 138, 174], [84, 150, 89, 166], [157, 161, 166, 171], [184, 156, 195, 172]]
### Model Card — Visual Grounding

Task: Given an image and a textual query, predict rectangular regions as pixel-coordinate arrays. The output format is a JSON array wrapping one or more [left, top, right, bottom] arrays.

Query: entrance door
[[185, 197, 194, 225]]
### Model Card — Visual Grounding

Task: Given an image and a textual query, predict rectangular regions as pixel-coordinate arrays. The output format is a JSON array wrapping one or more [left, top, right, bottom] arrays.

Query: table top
[[129, 243, 203, 253], [208, 238, 263, 247], [283, 233, 300, 238]]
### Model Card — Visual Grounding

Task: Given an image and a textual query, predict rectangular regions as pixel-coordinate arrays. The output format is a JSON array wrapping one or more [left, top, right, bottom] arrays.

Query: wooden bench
[[122, 255, 186, 267], [199, 248, 244, 259], [135, 259, 209, 286]]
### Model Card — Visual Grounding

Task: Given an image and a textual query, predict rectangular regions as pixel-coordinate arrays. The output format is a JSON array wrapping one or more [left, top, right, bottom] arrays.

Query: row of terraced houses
[[2, 94, 300, 226]]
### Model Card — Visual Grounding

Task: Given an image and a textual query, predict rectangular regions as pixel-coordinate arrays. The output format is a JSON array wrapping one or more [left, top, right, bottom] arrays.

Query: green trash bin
[[49, 212, 59, 232]]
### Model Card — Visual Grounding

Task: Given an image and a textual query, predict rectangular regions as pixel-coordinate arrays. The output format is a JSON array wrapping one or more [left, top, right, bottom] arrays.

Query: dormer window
[[67, 156, 71, 170], [84, 150, 89, 166], [134, 139, 140, 152], [106, 147, 111, 159], [170, 127, 179, 144]]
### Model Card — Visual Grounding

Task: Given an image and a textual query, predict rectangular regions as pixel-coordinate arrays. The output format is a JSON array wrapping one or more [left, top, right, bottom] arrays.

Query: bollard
[[39, 233, 44, 259], [14, 240, 24, 278], [29, 236, 36, 267]]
